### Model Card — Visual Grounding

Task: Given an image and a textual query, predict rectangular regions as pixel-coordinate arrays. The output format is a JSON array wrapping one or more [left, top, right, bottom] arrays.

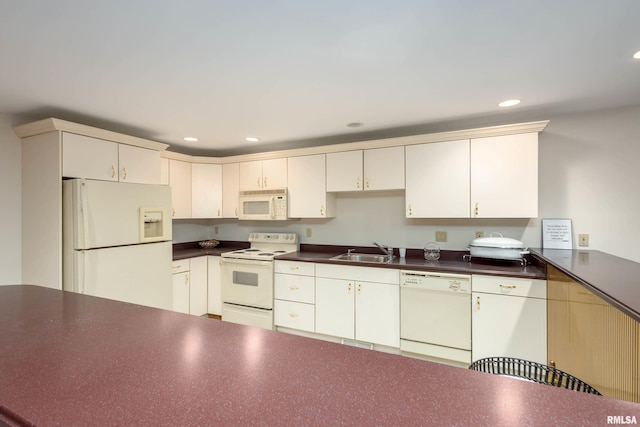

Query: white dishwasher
[[400, 270, 471, 366]]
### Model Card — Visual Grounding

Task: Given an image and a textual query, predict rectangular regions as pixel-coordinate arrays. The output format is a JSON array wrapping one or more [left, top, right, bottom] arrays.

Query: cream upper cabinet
[[405, 139, 470, 218], [62, 132, 161, 184], [192, 163, 222, 218], [326, 147, 404, 192], [287, 154, 335, 218], [239, 158, 287, 191], [405, 133, 538, 218], [62, 133, 119, 181], [169, 159, 192, 219], [326, 150, 363, 192], [222, 163, 240, 218], [118, 144, 161, 184], [470, 132, 538, 218], [363, 146, 405, 191]]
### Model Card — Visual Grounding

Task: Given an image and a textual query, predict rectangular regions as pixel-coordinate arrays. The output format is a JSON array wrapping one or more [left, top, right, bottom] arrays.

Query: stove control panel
[[248, 233, 298, 243]]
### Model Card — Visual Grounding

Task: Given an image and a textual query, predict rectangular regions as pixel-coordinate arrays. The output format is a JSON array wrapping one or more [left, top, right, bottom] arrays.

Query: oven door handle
[[220, 258, 273, 267]]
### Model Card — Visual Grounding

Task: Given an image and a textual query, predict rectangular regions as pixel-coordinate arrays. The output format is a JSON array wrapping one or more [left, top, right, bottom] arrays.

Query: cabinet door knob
[[289, 286, 299, 291], [365, 177, 370, 188], [289, 312, 298, 318], [474, 202, 479, 216], [499, 284, 516, 290], [111, 165, 116, 179], [263, 177, 267, 187], [476, 296, 481, 310], [356, 177, 361, 188], [121, 167, 127, 180]]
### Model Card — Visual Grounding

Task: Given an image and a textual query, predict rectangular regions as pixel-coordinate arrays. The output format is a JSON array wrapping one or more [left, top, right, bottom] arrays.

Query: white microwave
[[238, 189, 288, 220]]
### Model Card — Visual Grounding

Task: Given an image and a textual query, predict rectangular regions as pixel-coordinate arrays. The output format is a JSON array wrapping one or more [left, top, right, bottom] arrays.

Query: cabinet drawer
[[275, 260, 315, 276], [472, 275, 546, 299], [275, 274, 315, 303], [172, 259, 190, 274], [568, 282, 606, 306], [316, 264, 399, 284], [274, 300, 315, 332]]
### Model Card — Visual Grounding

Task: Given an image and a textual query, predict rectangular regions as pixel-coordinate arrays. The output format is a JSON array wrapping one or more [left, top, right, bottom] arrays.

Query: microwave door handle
[[270, 196, 275, 219]]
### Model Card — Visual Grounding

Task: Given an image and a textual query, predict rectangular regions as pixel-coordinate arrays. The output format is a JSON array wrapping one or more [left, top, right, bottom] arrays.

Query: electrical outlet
[[214, 226, 219, 234], [475, 231, 484, 238], [578, 233, 589, 247], [306, 228, 312, 238], [435, 231, 447, 242]]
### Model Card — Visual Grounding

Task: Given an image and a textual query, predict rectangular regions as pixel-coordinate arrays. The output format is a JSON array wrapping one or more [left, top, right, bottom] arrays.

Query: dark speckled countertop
[[174, 241, 546, 280], [2, 285, 639, 426], [276, 244, 547, 279]]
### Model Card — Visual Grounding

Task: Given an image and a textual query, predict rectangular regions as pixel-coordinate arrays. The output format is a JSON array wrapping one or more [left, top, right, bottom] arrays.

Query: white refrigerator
[[62, 178, 173, 310]]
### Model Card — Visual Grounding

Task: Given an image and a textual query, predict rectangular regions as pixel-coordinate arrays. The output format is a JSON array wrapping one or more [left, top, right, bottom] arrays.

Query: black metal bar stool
[[469, 357, 602, 395]]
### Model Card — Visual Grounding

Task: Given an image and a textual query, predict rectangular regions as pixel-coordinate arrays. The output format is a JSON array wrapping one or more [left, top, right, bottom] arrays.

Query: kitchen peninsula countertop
[[2, 285, 638, 426], [531, 248, 640, 322]]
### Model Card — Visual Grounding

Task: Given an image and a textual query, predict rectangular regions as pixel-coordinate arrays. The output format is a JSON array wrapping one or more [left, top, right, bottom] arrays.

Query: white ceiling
[[2, 1, 640, 155]]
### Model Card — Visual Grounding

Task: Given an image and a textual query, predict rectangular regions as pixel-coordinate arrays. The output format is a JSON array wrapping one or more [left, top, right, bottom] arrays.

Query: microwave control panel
[[273, 195, 287, 219]]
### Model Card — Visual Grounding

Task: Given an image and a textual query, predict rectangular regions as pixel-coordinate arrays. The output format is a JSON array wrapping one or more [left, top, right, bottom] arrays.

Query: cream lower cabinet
[[471, 274, 547, 363], [171, 258, 207, 316], [315, 264, 399, 347], [207, 256, 222, 316], [189, 257, 208, 316], [274, 261, 315, 332], [287, 154, 335, 218], [172, 260, 190, 314]]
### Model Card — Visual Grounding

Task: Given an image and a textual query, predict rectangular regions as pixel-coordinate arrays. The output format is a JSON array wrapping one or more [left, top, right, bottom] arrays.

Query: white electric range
[[220, 232, 298, 329]]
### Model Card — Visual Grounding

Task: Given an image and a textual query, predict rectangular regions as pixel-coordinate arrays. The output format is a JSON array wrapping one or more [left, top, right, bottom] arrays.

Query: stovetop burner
[[221, 232, 299, 261]]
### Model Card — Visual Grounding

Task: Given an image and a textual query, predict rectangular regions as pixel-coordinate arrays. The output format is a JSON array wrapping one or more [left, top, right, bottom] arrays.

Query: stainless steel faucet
[[373, 242, 394, 260]]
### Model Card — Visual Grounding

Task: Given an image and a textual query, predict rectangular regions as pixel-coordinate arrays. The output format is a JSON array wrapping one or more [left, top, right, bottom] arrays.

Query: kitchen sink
[[330, 253, 392, 264]]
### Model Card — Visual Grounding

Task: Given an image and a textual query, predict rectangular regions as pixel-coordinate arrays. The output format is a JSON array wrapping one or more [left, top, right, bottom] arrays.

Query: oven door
[[221, 257, 274, 309]]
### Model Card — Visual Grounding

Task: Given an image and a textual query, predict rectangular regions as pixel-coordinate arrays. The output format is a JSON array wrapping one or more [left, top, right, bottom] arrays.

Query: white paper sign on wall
[[541, 218, 573, 249]]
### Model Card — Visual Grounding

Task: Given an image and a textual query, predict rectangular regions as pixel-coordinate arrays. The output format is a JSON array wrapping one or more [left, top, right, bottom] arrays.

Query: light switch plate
[[435, 231, 447, 242]]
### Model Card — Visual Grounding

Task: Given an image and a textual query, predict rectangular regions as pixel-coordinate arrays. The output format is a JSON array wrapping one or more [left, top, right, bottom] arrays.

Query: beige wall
[[0, 114, 22, 284]]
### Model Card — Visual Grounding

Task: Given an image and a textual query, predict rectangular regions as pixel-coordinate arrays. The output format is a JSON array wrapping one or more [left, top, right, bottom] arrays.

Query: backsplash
[[172, 190, 537, 250]]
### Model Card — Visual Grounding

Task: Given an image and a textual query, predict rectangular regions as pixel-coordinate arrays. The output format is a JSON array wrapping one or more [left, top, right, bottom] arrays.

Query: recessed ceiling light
[[498, 99, 521, 108], [633, 50, 640, 59], [346, 122, 364, 128], [245, 137, 260, 142], [183, 137, 198, 142]]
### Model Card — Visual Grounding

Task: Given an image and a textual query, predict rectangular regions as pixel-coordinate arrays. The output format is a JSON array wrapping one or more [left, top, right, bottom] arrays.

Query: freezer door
[[68, 242, 172, 310], [63, 179, 172, 250]]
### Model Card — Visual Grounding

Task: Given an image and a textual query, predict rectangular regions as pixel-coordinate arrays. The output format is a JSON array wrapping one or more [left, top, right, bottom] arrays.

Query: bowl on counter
[[198, 239, 220, 249], [424, 242, 441, 261]]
